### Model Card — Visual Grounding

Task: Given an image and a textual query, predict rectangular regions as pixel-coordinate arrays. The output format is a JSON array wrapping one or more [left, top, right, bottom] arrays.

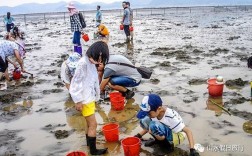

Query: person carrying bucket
[[100, 54, 142, 100], [69, 41, 109, 155], [126, 1, 134, 40], [66, 2, 85, 56], [134, 94, 200, 156], [121, 1, 131, 42]]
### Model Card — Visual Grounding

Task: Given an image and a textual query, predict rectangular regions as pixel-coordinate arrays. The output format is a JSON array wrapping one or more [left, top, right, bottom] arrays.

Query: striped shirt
[[152, 108, 185, 133]]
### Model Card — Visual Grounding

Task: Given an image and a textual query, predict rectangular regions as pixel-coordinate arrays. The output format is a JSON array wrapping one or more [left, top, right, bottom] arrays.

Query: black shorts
[[0, 56, 8, 72]]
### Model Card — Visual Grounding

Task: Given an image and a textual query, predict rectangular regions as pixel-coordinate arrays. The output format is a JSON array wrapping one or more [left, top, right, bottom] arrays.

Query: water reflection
[[126, 41, 134, 62], [2, 99, 33, 111], [23, 99, 33, 108], [64, 98, 87, 132], [243, 120, 252, 134], [206, 96, 224, 116], [98, 98, 140, 156]]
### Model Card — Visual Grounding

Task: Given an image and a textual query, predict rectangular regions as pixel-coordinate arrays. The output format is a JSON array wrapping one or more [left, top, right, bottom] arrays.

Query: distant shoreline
[[1, 4, 252, 16]]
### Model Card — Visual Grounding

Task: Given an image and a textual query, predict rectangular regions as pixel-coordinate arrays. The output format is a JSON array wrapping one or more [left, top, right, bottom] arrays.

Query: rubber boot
[[74, 45, 78, 52], [144, 135, 160, 147], [145, 134, 174, 153], [86, 134, 89, 146], [77, 46, 82, 56], [88, 136, 108, 155]]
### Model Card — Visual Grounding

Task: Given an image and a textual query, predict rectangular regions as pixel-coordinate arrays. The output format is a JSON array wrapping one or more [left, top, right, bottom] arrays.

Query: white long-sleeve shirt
[[69, 56, 100, 104]]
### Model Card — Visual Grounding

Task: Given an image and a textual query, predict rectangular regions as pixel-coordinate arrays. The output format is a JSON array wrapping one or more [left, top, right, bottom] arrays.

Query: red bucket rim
[[66, 151, 87, 156], [102, 123, 119, 132], [109, 92, 122, 95], [121, 137, 140, 147], [207, 78, 224, 86]]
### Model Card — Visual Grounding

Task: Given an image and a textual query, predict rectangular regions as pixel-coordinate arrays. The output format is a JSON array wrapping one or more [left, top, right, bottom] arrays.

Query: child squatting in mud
[[135, 94, 200, 156]]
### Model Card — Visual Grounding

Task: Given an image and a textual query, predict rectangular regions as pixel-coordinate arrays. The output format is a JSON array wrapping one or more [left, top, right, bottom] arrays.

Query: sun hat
[[136, 94, 163, 119], [66, 52, 81, 76], [66, 2, 76, 9]]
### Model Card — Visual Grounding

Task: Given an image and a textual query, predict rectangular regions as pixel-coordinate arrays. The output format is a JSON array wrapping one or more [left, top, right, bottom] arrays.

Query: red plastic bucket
[[82, 34, 89, 42], [120, 24, 124, 30], [13, 69, 21, 80], [102, 123, 119, 142], [207, 78, 224, 97], [110, 96, 125, 111], [121, 137, 141, 156], [109, 92, 123, 99], [66, 151, 87, 156], [129, 26, 134, 31]]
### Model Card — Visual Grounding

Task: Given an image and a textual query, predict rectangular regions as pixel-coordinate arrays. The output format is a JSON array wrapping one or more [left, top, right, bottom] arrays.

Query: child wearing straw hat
[[135, 94, 200, 156]]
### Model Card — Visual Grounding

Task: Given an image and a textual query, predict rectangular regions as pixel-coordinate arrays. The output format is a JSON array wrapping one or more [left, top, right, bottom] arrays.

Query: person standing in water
[[66, 2, 84, 56], [121, 1, 131, 42], [3, 12, 15, 33], [126, 2, 134, 40], [69, 41, 109, 155], [96, 5, 102, 25]]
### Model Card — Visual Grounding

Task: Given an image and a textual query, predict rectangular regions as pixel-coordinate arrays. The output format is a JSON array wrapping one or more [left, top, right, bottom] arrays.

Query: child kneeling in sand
[[135, 94, 200, 156]]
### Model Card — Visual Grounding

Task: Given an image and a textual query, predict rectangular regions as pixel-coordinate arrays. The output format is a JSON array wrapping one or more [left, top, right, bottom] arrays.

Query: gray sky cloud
[[0, 0, 122, 7]]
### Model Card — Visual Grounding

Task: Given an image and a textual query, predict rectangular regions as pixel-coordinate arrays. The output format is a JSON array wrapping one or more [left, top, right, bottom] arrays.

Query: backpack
[[78, 12, 86, 29], [248, 56, 252, 68]]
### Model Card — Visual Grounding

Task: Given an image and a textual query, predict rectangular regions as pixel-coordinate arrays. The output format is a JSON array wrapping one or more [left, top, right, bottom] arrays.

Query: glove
[[134, 133, 142, 139], [190, 148, 200, 156]]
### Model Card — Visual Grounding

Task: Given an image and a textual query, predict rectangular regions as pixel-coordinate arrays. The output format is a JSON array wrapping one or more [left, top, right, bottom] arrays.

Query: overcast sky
[[0, 0, 122, 7]]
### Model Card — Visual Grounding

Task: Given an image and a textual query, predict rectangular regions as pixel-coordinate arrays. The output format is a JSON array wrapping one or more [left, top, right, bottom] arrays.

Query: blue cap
[[136, 94, 162, 119]]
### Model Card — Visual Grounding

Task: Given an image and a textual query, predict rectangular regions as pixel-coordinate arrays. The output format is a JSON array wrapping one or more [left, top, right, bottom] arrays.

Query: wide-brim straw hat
[[66, 2, 76, 9]]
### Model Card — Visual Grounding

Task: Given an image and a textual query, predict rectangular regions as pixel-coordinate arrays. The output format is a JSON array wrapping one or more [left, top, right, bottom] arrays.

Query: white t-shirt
[[152, 108, 185, 133], [69, 56, 100, 104]]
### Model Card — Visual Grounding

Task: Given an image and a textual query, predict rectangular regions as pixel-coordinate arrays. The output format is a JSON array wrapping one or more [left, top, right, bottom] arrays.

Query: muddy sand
[[0, 8, 252, 156]]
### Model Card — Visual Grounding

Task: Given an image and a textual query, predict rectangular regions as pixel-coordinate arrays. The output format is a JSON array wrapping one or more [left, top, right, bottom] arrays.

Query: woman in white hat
[[66, 2, 84, 56]]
